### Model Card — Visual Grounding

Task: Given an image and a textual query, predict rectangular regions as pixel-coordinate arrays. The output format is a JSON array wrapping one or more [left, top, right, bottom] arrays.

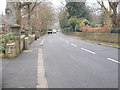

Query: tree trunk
[[98, 2, 119, 29], [16, 8, 21, 25], [27, 4, 31, 35], [110, 6, 118, 29]]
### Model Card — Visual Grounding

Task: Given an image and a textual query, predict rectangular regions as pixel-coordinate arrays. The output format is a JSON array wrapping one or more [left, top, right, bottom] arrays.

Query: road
[[2, 32, 119, 88], [43, 33, 118, 88]]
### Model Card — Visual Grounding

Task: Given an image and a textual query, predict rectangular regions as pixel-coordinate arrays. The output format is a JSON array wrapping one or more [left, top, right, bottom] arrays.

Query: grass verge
[[0, 53, 5, 58], [63, 33, 119, 48]]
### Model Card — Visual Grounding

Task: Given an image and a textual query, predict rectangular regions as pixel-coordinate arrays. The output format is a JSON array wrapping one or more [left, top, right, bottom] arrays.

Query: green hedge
[[110, 28, 120, 33]]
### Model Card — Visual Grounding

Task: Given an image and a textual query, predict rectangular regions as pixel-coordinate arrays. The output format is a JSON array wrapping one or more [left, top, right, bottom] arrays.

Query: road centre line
[[71, 43, 77, 47], [40, 37, 45, 46], [107, 58, 120, 64], [81, 48, 96, 54]]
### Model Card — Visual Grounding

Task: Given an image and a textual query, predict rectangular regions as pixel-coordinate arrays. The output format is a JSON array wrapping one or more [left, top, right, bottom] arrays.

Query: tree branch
[[18, 2, 32, 9], [31, 2, 42, 12], [97, 1, 109, 14]]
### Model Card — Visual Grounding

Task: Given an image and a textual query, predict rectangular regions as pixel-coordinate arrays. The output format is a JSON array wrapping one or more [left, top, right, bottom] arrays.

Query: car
[[47, 29, 53, 34], [53, 29, 57, 34]]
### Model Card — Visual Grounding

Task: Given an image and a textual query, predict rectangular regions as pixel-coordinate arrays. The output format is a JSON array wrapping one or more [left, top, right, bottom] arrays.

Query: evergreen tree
[[66, 2, 90, 20]]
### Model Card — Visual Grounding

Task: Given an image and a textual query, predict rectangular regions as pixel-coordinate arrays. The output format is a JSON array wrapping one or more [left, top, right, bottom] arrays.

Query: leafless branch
[[31, 2, 42, 12]]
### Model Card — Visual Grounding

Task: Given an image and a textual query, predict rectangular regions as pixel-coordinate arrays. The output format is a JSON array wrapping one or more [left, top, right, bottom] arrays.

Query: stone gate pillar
[[6, 1, 16, 30]]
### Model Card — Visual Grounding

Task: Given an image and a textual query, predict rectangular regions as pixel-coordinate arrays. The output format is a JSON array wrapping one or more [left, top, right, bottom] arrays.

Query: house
[[0, 14, 7, 32]]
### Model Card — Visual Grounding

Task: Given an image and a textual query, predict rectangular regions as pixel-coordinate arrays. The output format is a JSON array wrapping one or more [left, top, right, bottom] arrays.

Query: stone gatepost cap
[[10, 24, 21, 28]]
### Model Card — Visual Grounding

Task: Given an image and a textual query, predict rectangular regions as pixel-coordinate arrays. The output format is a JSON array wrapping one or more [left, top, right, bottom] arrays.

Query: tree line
[[59, 0, 120, 33], [7, 0, 56, 34]]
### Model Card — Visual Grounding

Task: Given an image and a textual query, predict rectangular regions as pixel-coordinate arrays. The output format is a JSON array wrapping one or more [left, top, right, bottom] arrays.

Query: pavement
[[2, 35, 45, 88], [2, 33, 119, 88]]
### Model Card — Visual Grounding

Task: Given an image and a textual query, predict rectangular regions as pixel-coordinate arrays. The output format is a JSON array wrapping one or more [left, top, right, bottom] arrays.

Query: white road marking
[[40, 38, 45, 46], [107, 58, 120, 64], [81, 48, 96, 54], [65, 41, 69, 44], [71, 43, 77, 47], [37, 49, 48, 88]]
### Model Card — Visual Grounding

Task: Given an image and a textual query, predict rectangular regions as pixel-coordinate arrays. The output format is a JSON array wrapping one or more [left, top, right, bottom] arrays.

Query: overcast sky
[[0, 0, 101, 14], [0, 0, 6, 14]]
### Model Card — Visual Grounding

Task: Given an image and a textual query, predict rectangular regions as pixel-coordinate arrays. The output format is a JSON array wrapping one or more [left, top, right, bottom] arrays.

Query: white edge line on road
[[81, 48, 96, 54], [40, 38, 46, 46], [71, 43, 77, 47], [37, 49, 48, 88], [107, 58, 120, 64]]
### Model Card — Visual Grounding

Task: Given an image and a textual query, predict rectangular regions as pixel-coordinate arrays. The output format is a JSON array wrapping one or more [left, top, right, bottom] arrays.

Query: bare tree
[[97, 0, 120, 28], [29, 1, 56, 32], [22, 2, 42, 35]]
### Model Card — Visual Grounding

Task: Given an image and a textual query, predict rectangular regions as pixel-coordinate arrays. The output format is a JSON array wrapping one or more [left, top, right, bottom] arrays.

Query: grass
[[0, 53, 5, 58], [83, 39, 119, 48]]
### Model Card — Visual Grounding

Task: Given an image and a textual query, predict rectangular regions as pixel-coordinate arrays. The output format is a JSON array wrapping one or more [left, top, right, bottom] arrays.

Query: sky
[[0, 0, 6, 14], [0, 0, 105, 14]]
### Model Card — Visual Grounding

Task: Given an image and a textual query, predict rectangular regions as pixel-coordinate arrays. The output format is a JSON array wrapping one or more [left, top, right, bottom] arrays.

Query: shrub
[[90, 23, 95, 27], [110, 28, 120, 33], [0, 32, 19, 53], [21, 30, 25, 34], [80, 25, 110, 33]]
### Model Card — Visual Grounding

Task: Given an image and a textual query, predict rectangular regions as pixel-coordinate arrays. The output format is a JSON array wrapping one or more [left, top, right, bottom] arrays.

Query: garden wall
[[5, 35, 25, 58]]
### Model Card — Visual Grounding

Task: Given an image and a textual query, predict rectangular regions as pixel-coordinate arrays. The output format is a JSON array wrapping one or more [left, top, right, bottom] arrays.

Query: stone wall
[[5, 40, 19, 58], [5, 35, 25, 58]]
